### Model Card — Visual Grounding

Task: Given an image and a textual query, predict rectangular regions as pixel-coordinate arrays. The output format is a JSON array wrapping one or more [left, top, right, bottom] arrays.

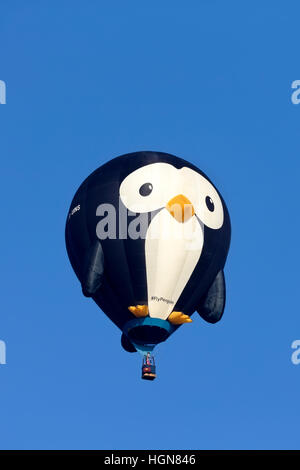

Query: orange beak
[[166, 194, 195, 223]]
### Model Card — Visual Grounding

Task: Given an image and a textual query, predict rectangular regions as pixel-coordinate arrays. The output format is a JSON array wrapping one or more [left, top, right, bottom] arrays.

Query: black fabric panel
[[81, 239, 104, 297], [197, 270, 226, 324]]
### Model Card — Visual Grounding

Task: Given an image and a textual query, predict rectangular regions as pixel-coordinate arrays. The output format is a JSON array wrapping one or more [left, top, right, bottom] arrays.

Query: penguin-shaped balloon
[[65, 151, 231, 356]]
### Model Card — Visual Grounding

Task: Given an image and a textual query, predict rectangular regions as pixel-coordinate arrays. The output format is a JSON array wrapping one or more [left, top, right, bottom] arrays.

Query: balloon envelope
[[65, 151, 231, 353]]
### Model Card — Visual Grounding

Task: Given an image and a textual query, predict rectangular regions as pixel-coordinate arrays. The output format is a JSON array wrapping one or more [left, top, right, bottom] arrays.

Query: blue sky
[[1, 1, 300, 450]]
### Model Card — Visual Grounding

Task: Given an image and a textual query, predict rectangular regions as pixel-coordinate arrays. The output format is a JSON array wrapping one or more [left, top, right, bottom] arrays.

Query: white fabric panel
[[145, 209, 203, 320]]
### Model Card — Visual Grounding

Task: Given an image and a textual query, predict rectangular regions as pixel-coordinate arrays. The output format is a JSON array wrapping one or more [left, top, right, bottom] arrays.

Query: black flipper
[[197, 270, 226, 324], [81, 240, 105, 297], [121, 333, 137, 353]]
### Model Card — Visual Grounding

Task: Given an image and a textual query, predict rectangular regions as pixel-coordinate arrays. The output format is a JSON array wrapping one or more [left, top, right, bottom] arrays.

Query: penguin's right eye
[[139, 183, 153, 196], [120, 162, 175, 213]]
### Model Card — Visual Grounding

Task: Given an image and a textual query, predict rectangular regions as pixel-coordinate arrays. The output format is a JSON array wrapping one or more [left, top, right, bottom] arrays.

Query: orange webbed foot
[[128, 305, 149, 318], [168, 311, 192, 325]]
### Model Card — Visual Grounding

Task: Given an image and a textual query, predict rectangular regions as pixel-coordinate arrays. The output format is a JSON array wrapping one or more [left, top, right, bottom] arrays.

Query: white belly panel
[[145, 209, 203, 320]]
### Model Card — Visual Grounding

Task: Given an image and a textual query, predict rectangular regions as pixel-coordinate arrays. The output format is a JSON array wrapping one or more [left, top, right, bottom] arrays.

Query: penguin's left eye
[[139, 183, 153, 196], [184, 169, 223, 229], [205, 196, 214, 212]]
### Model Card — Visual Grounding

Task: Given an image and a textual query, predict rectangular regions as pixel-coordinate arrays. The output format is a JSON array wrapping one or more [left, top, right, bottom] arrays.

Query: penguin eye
[[120, 162, 184, 213], [139, 182, 153, 197], [205, 196, 214, 212], [179, 167, 224, 229]]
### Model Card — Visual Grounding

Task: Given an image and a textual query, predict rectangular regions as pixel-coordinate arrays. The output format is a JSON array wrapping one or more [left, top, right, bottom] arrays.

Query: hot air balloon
[[65, 151, 231, 380]]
